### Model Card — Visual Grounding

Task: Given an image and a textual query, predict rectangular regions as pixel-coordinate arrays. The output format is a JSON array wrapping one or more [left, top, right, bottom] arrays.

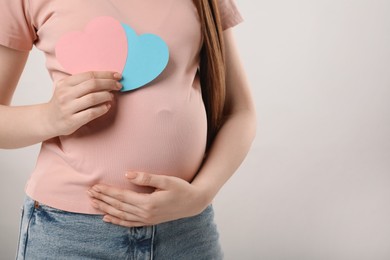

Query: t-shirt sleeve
[[218, 0, 244, 30], [0, 0, 36, 51]]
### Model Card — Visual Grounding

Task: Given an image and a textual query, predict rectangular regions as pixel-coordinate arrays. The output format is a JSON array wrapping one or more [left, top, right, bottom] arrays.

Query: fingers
[[64, 71, 121, 86], [69, 90, 114, 126], [89, 195, 144, 223], [73, 78, 122, 98], [72, 103, 112, 126], [58, 72, 122, 99], [126, 172, 173, 190], [88, 185, 146, 210], [103, 215, 148, 228], [72, 91, 114, 114], [87, 186, 152, 225]]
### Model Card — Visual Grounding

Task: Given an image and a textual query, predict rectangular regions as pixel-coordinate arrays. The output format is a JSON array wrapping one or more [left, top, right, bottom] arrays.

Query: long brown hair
[[193, 0, 226, 149]]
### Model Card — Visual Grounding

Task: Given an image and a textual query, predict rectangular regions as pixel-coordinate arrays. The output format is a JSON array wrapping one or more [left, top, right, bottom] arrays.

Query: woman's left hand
[[87, 172, 210, 227]]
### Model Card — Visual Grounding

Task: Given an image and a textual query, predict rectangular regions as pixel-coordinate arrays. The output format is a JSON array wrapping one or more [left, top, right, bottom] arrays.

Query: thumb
[[125, 171, 171, 190]]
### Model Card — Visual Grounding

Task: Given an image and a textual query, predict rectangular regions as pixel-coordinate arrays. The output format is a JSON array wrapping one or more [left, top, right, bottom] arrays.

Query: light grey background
[[1, 1, 390, 259]]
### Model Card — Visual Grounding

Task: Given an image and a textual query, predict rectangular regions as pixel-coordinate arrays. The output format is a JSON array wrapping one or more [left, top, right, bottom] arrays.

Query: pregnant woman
[[0, 0, 256, 259]]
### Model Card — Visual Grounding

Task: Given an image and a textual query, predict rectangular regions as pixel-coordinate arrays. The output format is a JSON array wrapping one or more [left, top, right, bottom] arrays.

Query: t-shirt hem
[[222, 16, 244, 31], [25, 184, 104, 215]]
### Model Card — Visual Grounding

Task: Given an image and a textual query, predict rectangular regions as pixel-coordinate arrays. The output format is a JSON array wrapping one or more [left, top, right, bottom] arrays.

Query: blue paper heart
[[120, 24, 169, 92]]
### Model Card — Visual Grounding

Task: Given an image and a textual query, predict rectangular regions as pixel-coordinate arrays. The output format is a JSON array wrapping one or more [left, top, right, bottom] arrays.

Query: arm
[[191, 28, 257, 203], [88, 28, 257, 227], [0, 44, 122, 149]]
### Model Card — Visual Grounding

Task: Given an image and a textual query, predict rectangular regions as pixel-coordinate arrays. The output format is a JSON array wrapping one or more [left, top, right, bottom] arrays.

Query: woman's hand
[[0, 45, 123, 148], [87, 172, 211, 227], [44, 71, 122, 137]]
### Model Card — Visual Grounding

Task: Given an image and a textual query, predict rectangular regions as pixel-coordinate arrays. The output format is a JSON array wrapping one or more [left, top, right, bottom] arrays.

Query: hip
[[16, 196, 223, 260]]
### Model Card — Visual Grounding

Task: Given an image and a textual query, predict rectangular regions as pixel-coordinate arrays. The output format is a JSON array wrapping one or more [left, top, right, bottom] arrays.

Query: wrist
[[39, 102, 59, 140], [192, 181, 219, 208]]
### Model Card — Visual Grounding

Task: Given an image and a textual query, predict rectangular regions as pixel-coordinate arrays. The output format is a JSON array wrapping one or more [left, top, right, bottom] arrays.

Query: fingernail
[[114, 73, 122, 79], [92, 186, 100, 192], [103, 216, 111, 223], [116, 82, 122, 89], [86, 190, 93, 197], [125, 172, 138, 179]]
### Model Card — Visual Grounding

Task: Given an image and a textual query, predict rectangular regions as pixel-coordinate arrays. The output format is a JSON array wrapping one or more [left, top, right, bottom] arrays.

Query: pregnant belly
[[58, 88, 208, 188]]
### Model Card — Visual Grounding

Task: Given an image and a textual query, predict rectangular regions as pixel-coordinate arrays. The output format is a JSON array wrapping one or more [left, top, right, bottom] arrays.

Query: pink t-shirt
[[0, 0, 243, 214]]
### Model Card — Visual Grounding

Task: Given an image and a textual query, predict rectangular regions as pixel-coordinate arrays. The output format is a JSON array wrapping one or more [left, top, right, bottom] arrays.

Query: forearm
[[191, 109, 257, 203], [0, 103, 53, 149]]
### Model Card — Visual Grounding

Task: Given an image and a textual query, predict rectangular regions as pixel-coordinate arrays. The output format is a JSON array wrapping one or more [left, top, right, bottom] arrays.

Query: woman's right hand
[[44, 71, 122, 137], [0, 45, 124, 148]]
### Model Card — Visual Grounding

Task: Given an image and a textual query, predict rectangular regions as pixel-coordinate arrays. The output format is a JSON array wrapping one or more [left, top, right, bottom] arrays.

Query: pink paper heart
[[55, 16, 127, 74]]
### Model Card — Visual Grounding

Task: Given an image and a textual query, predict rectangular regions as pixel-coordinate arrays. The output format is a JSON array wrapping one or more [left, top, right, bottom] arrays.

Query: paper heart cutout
[[120, 24, 169, 92], [55, 16, 127, 75], [55, 16, 169, 92]]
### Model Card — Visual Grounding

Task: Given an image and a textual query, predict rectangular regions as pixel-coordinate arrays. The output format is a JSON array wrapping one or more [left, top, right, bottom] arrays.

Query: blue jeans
[[16, 196, 223, 259]]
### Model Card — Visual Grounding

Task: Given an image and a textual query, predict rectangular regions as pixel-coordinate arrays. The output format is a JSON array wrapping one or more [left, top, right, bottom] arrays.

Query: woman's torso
[[25, 0, 207, 213]]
